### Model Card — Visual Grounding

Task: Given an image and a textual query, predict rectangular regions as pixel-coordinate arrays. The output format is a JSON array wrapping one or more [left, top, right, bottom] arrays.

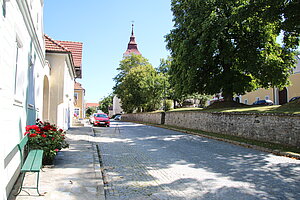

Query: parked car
[[252, 100, 274, 106], [93, 113, 110, 127], [89, 113, 97, 124], [114, 115, 121, 120], [289, 96, 300, 102]]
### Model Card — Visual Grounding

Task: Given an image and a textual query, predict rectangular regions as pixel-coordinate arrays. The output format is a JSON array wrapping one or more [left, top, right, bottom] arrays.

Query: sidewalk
[[8, 126, 105, 200]]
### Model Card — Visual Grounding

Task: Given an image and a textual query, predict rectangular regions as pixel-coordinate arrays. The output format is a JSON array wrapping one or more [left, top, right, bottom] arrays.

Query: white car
[[114, 115, 121, 120]]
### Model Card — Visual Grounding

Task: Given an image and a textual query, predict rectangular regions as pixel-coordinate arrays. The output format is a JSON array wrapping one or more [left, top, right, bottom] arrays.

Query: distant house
[[86, 102, 99, 109], [0, 0, 46, 198], [74, 81, 85, 119], [44, 35, 84, 129], [239, 56, 300, 105]]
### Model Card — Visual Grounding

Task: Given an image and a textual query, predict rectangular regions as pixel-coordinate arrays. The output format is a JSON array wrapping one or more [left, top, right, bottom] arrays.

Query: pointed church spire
[[131, 23, 134, 37], [123, 23, 141, 56]]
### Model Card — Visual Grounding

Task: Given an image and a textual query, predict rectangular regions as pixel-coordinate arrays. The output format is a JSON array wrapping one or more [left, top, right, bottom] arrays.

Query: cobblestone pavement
[[94, 121, 300, 200]]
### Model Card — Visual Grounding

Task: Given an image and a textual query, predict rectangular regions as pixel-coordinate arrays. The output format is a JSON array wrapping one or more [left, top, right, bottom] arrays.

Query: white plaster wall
[[0, 0, 45, 198], [62, 59, 75, 129], [47, 54, 64, 126], [46, 54, 75, 130], [113, 95, 123, 115]]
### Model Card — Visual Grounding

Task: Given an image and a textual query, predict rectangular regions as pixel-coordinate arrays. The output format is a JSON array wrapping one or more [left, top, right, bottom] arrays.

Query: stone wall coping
[[124, 111, 300, 117]]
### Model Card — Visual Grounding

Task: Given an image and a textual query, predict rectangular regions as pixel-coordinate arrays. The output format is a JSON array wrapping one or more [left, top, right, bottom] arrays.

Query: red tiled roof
[[44, 34, 83, 78], [45, 34, 70, 53], [57, 40, 83, 67], [85, 103, 99, 108]]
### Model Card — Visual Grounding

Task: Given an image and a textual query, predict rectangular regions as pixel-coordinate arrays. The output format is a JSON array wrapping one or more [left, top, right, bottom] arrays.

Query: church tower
[[123, 24, 141, 57], [112, 24, 142, 116]]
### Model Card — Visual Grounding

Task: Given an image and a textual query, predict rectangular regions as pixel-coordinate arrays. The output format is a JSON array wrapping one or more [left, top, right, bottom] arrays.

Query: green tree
[[166, 0, 298, 102], [98, 94, 113, 114], [114, 54, 151, 86], [85, 106, 97, 117], [157, 57, 173, 109], [114, 54, 165, 113]]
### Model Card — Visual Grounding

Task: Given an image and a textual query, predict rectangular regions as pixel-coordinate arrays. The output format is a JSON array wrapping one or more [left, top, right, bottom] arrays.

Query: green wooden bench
[[15, 135, 44, 195]]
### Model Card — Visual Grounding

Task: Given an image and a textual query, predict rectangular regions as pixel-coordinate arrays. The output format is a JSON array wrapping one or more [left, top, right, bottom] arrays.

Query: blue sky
[[44, 0, 174, 103]]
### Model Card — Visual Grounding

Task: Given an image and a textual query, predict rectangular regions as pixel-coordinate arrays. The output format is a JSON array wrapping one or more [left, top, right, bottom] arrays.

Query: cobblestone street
[[94, 121, 300, 200]]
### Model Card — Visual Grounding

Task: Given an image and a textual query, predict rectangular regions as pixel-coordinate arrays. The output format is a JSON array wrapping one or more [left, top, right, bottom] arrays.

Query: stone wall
[[122, 112, 300, 147], [122, 113, 162, 125]]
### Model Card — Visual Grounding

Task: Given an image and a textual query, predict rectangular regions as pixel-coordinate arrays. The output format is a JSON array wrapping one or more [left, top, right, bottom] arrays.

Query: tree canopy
[[114, 54, 165, 113], [166, 0, 299, 101], [98, 94, 113, 114]]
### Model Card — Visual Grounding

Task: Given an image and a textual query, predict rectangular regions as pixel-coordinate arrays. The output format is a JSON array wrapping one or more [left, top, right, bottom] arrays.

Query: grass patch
[[204, 105, 281, 113], [168, 107, 203, 112], [168, 101, 300, 114], [136, 99, 300, 114]]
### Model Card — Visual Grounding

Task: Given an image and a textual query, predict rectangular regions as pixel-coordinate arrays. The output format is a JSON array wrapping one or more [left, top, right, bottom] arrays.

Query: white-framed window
[[14, 38, 25, 102], [74, 92, 78, 100], [74, 108, 80, 117], [244, 99, 248, 105], [265, 95, 269, 100]]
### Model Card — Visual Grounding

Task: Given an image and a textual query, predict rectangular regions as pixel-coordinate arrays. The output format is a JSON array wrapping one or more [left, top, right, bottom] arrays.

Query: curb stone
[[91, 127, 106, 199], [90, 127, 106, 200]]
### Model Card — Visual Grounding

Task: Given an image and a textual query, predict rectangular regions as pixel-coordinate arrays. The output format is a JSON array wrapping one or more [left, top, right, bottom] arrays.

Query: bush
[[24, 120, 69, 165]]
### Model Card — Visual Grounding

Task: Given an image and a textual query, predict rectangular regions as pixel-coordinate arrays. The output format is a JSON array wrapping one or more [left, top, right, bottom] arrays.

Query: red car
[[93, 113, 110, 127]]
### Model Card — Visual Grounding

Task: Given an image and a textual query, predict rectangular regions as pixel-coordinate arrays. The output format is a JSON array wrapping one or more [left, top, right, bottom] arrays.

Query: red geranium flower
[[26, 125, 40, 132], [59, 129, 63, 132], [29, 133, 37, 137], [26, 125, 32, 131], [43, 125, 51, 131], [54, 149, 59, 152], [24, 131, 30, 135], [41, 134, 47, 138]]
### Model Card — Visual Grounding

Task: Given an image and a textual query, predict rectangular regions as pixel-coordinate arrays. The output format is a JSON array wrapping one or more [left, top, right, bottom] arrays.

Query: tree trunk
[[223, 92, 234, 102]]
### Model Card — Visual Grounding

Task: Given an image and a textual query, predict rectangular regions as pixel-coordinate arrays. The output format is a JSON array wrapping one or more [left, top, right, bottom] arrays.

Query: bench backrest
[[17, 135, 29, 166]]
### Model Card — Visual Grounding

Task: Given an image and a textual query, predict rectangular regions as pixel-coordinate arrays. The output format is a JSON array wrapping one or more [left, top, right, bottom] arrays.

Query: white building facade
[[0, 0, 47, 199], [0, 1, 82, 198]]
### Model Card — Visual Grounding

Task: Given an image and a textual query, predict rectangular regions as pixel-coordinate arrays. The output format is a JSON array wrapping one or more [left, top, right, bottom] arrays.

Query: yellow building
[[240, 56, 300, 105], [74, 82, 85, 119]]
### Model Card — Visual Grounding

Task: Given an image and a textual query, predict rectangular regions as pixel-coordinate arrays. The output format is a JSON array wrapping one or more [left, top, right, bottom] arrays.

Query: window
[[74, 108, 80, 117], [265, 96, 269, 100], [95, 114, 108, 118], [256, 97, 260, 101], [14, 38, 25, 102], [244, 99, 248, 105], [74, 92, 78, 100]]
